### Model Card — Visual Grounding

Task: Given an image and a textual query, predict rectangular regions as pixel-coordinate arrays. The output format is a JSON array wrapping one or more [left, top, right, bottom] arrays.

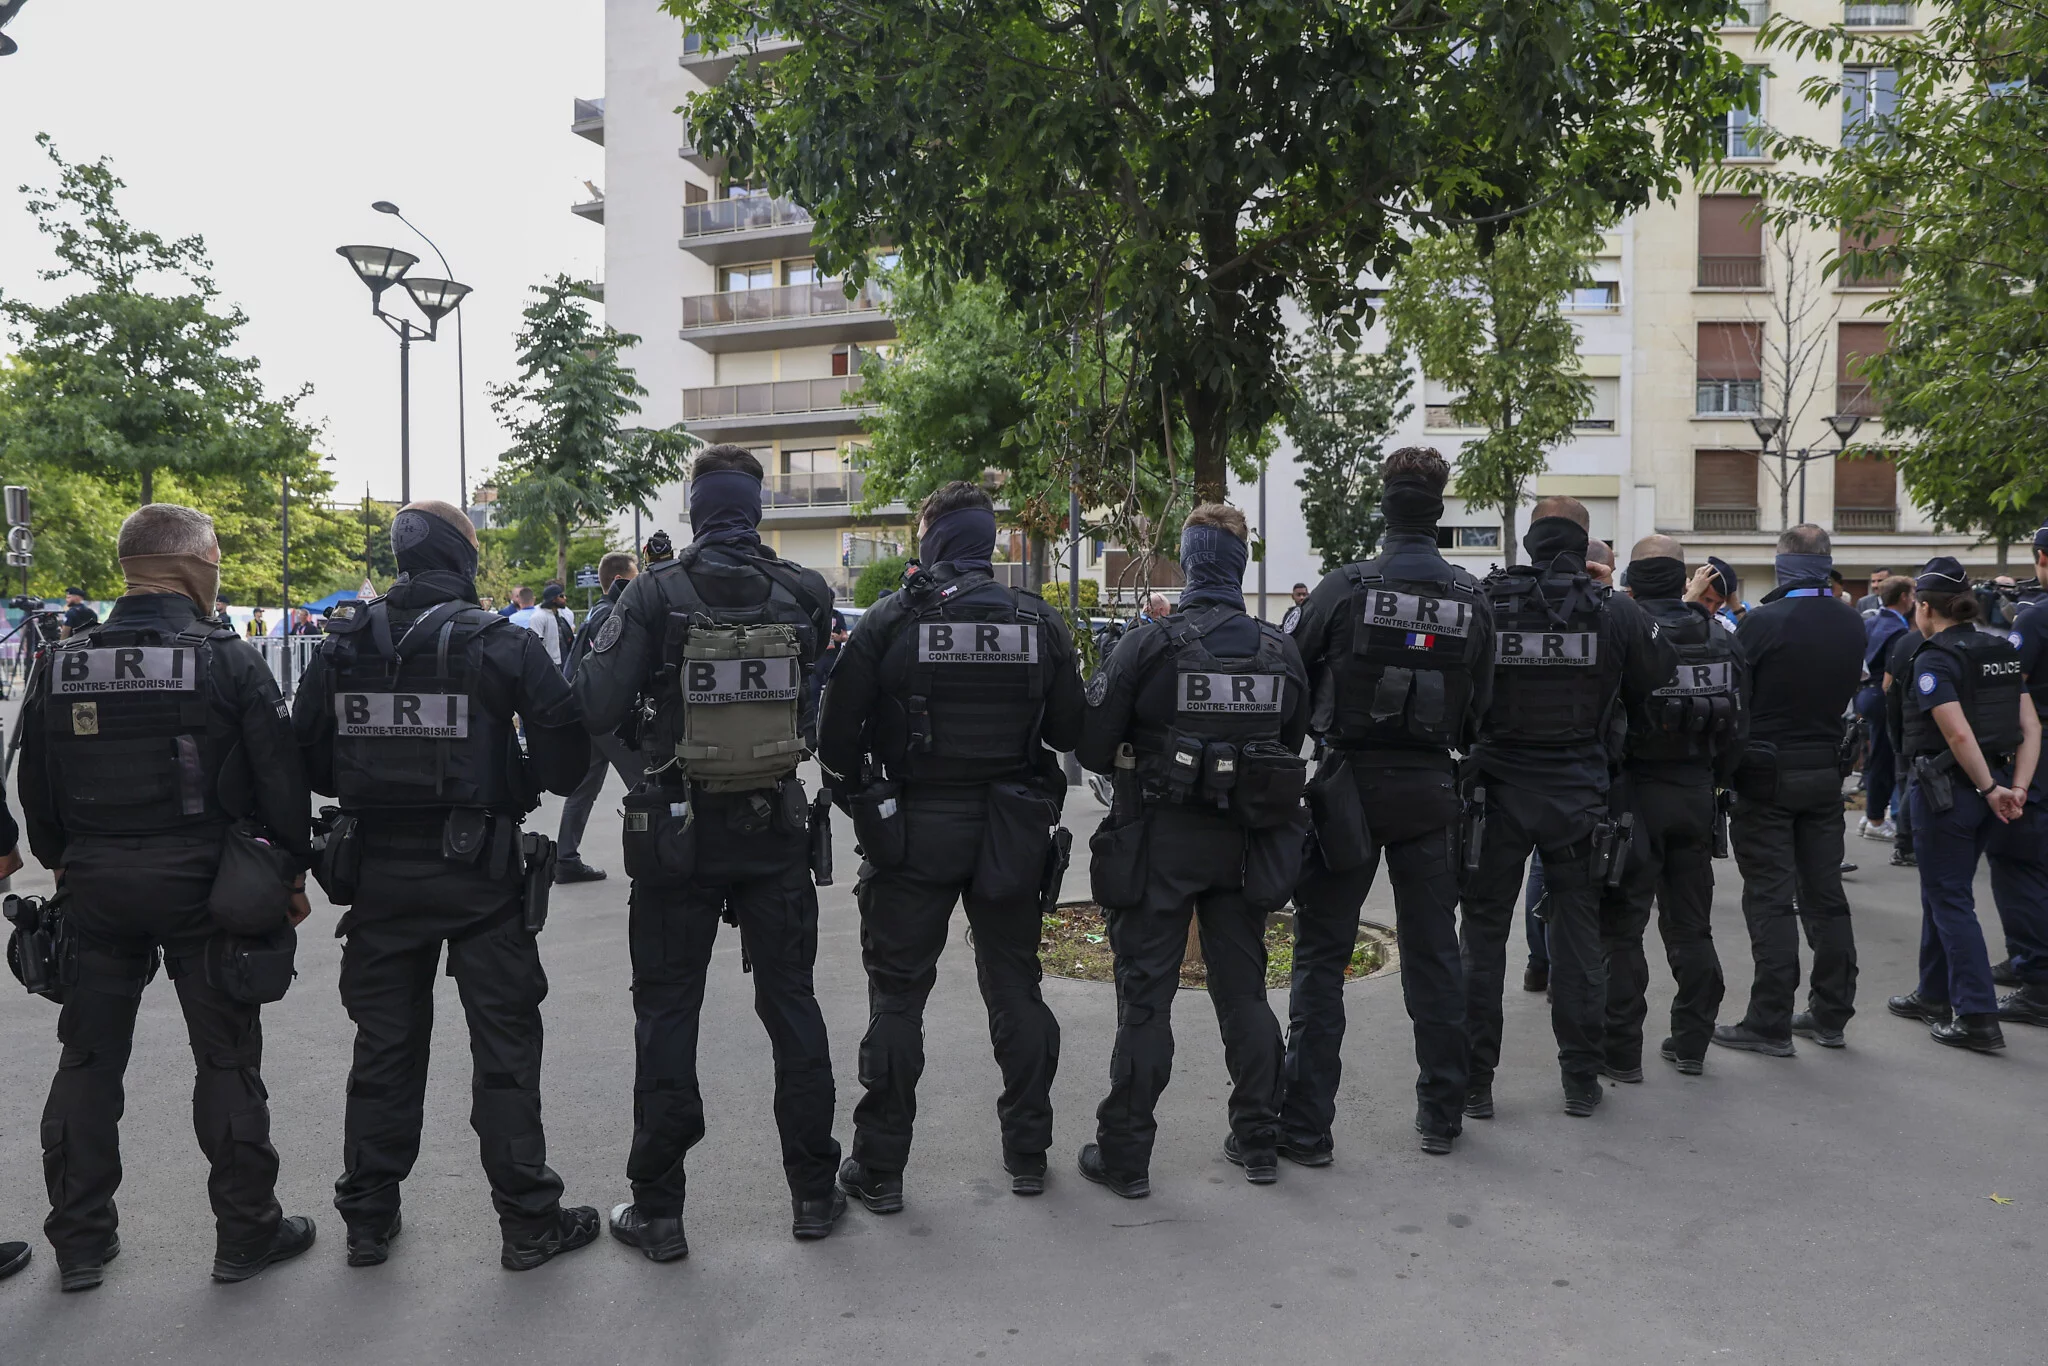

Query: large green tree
[[488, 276, 694, 584], [1380, 209, 1601, 562], [1734, 4, 2048, 564], [1284, 331, 1412, 573], [670, 0, 1750, 504]]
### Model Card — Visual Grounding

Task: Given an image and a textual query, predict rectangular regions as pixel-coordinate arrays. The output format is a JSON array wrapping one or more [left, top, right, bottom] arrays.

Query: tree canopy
[[1284, 331, 1411, 574]]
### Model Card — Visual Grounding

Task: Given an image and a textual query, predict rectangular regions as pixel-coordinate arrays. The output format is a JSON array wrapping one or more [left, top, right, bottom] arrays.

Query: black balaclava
[[389, 501, 480, 606], [1381, 476, 1444, 535], [689, 469, 764, 548], [916, 505, 997, 575], [1625, 556, 1687, 600], [1523, 515, 1590, 568], [1179, 522, 1248, 611]]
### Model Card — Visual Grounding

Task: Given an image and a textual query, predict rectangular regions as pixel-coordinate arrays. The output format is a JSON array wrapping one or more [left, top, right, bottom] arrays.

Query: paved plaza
[[0, 764, 2039, 1363]]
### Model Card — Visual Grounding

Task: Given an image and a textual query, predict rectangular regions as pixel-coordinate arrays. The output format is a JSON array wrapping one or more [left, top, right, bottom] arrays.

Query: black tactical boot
[[501, 1206, 599, 1271], [608, 1203, 688, 1262], [1462, 1082, 1495, 1120], [1414, 1115, 1457, 1156], [1002, 1149, 1048, 1196], [1929, 1013, 2006, 1053], [345, 1212, 402, 1268], [1222, 1134, 1278, 1185], [1790, 1011, 1846, 1049], [1710, 1023, 1795, 1057], [791, 1190, 848, 1241], [1659, 1039, 1704, 1076], [1599, 1060, 1644, 1083], [213, 1215, 316, 1283], [1275, 1135, 1334, 1168], [1562, 1077, 1604, 1118], [837, 1158, 905, 1214], [58, 1234, 118, 1293], [1886, 990, 1952, 1023], [1076, 1143, 1149, 1199]]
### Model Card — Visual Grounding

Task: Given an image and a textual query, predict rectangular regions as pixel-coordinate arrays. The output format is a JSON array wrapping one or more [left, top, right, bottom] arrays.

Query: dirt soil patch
[[1041, 902, 1388, 990]]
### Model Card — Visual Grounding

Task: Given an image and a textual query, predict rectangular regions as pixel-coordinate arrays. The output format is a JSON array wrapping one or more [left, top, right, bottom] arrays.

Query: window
[[718, 262, 774, 292], [1714, 65, 1767, 158], [1696, 322, 1764, 414], [1422, 377, 1466, 429], [1576, 377, 1620, 431], [684, 182, 708, 206], [1698, 195, 1764, 287], [1843, 67, 1899, 145], [1730, 0, 1769, 24], [1434, 526, 1501, 550], [1838, 219, 1901, 286], [781, 257, 821, 287], [1695, 450, 1760, 530], [1835, 455, 1897, 528], [1838, 321, 1888, 415], [831, 343, 865, 377], [1566, 282, 1620, 311], [1845, 3, 1913, 26]]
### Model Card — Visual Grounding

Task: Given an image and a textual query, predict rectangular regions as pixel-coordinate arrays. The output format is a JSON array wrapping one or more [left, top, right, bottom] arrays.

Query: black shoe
[[0, 1241, 30, 1282], [791, 1189, 848, 1241], [1522, 964, 1549, 993], [1276, 1136, 1334, 1168], [1790, 1011, 1846, 1048], [1710, 1023, 1796, 1057], [1599, 1061, 1644, 1084], [553, 858, 608, 884], [1222, 1134, 1278, 1185], [1563, 1079, 1603, 1118], [1413, 1116, 1457, 1156], [1659, 1039, 1704, 1076], [345, 1212, 401, 1268], [1076, 1143, 1149, 1200], [608, 1202, 688, 1262], [1996, 988, 2048, 1028], [1930, 1013, 2006, 1052], [58, 1234, 118, 1293], [1840, 860, 1858, 874], [1887, 991, 1952, 1024], [502, 1205, 600, 1271], [1463, 1083, 1495, 1120], [1889, 848, 1916, 868], [1991, 957, 2023, 988], [837, 1158, 905, 1215], [1002, 1149, 1048, 1197], [213, 1215, 316, 1283]]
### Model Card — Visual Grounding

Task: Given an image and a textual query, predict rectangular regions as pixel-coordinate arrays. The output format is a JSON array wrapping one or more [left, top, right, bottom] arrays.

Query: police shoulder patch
[[1085, 669, 1109, 706], [2010, 631, 2024, 649], [591, 612, 624, 654], [1917, 672, 1938, 695]]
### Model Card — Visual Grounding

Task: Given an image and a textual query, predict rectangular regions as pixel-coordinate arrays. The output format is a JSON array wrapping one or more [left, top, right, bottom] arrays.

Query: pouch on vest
[[1232, 741, 1308, 829], [313, 808, 361, 905], [621, 782, 698, 887], [208, 819, 296, 937], [1088, 811, 1149, 911], [205, 924, 297, 1005], [441, 806, 490, 866], [1305, 750, 1372, 872], [1200, 742, 1238, 809], [974, 780, 1059, 904], [676, 620, 807, 792], [1242, 808, 1312, 914], [847, 781, 908, 870]]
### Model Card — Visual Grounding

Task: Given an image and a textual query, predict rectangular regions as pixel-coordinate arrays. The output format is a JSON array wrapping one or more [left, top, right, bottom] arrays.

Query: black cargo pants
[[1599, 772, 1725, 1068], [1729, 764, 1857, 1040], [851, 791, 1059, 1173]]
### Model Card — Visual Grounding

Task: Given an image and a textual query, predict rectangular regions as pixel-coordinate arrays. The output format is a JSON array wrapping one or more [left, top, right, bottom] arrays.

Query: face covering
[[388, 503, 482, 605], [1774, 551, 1833, 587], [689, 469, 764, 547], [1178, 523, 1248, 610], [1625, 556, 1688, 600], [120, 553, 220, 613], [917, 505, 997, 574], [1522, 516, 1590, 567], [1381, 478, 1444, 534]]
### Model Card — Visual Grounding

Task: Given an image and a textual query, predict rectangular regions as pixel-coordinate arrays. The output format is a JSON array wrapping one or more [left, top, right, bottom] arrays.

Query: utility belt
[[1910, 749, 2015, 816], [623, 775, 833, 900], [1730, 739, 1848, 802], [315, 805, 555, 934], [1130, 728, 1306, 828], [4, 892, 297, 1007]]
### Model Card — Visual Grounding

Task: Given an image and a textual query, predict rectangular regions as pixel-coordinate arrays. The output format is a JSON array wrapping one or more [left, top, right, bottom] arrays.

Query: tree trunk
[[1188, 390, 1230, 505], [1029, 530, 1048, 592], [1997, 536, 2010, 573], [556, 517, 570, 587], [1503, 505, 1520, 567], [139, 466, 154, 506]]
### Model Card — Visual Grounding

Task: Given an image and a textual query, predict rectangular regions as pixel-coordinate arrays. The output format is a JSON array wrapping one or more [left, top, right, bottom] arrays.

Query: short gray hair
[[117, 503, 216, 558], [1776, 523, 1831, 555]]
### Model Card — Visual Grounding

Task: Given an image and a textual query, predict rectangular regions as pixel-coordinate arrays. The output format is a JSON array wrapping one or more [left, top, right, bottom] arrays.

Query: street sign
[[574, 566, 600, 588], [4, 486, 29, 528], [6, 527, 32, 557]]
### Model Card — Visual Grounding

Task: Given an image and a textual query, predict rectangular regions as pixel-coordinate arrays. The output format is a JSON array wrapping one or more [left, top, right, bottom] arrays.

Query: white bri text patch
[[52, 647, 199, 694], [1653, 661, 1732, 696], [685, 656, 801, 704], [918, 622, 1037, 664], [1361, 590, 1472, 637], [1495, 631, 1599, 666], [1177, 671, 1284, 713], [336, 692, 470, 737]]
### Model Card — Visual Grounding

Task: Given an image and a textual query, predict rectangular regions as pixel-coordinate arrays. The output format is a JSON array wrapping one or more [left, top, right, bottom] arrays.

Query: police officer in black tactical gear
[[1459, 496, 1676, 1121], [1714, 524, 1866, 1057], [1077, 504, 1310, 1198], [1984, 524, 2048, 1018], [1883, 557, 2041, 1052], [1596, 536, 1749, 1081], [294, 500, 600, 1273], [1283, 447, 1492, 1159], [817, 480, 1085, 1210], [18, 504, 317, 1291], [575, 444, 845, 1256]]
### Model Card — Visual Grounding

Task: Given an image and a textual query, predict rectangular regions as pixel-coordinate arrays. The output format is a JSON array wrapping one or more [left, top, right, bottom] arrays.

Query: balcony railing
[[1836, 506, 1898, 532], [682, 195, 813, 239], [681, 279, 887, 330], [764, 469, 866, 508], [1837, 381, 1880, 416], [1699, 253, 1765, 287], [683, 26, 785, 53], [1696, 379, 1762, 415], [1845, 3, 1913, 25], [682, 373, 868, 422], [1695, 507, 1760, 532]]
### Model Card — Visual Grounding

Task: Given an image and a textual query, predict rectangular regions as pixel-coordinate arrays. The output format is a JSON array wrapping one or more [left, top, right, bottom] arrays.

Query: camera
[[8, 594, 43, 613]]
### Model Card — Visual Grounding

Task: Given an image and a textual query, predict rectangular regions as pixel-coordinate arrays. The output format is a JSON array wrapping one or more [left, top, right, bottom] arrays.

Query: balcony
[[765, 468, 866, 509], [679, 278, 892, 350], [680, 374, 871, 442], [1845, 2, 1913, 25], [679, 196, 817, 263], [679, 28, 799, 85], [1699, 253, 1765, 288], [571, 196, 604, 226], [1836, 506, 1898, 533], [1695, 507, 1760, 532], [572, 97, 604, 145], [1837, 382, 1880, 416]]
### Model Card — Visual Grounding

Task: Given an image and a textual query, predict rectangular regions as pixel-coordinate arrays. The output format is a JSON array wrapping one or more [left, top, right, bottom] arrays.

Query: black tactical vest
[[319, 598, 524, 811], [1901, 628, 2025, 760], [1628, 601, 1740, 765], [878, 569, 1048, 782], [1479, 562, 1624, 747], [1329, 561, 1486, 750], [1132, 605, 1290, 783], [40, 617, 241, 836]]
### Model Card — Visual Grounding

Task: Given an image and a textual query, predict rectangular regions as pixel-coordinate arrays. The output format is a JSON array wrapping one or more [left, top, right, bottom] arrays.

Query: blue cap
[[2034, 523, 2048, 554], [1707, 556, 1739, 598], [1915, 556, 1968, 593]]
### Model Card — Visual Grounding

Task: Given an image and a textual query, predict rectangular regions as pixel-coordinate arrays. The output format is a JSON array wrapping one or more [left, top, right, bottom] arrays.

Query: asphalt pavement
[[0, 763, 2040, 1364]]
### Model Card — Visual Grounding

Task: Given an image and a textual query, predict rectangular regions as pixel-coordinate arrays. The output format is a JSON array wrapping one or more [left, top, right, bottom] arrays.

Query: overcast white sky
[[0, 0, 607, 507]]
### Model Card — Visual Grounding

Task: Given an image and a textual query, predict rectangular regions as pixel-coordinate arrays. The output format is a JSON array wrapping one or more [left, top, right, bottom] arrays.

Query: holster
[[808, 789, 835, 887], [312, 806, 362, 906], [1913, 753, 1956, 814], [1712, 790, 1731, 859], [520, 831, 556, 934], [1038, 826, 1073, 919], [442, 806, 491, 865], [1462, 785, 1488, 875], [1602, 812, 1635, 889]]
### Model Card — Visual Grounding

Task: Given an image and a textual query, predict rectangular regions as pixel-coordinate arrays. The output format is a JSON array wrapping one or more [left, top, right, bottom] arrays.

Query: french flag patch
[[1405, 631, 1436, 649]]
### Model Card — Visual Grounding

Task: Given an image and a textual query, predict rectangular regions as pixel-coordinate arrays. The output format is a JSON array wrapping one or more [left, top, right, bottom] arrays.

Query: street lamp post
[[1750, 412, 1867, 528], [373, 202, 469, 510], [336, 245, 471, 506]]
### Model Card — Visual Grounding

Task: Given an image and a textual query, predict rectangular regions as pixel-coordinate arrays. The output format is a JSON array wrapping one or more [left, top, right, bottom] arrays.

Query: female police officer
[[1885, 557, 2041, 1053]]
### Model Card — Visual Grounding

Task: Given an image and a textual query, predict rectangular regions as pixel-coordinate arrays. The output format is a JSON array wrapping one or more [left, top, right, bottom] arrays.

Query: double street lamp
[[335, 243, 471, 505], [1749, 411, 1867, 528]]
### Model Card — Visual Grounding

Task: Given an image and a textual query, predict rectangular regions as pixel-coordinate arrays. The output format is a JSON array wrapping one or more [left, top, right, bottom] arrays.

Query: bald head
[[1586, 539, 1614, 568], [1531, 495, 1590, 529], [1632, 534, 1687, 562]]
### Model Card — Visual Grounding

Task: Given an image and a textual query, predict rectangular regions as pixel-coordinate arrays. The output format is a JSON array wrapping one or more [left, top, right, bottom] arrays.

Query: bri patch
[[1360, 589, 1472, 638], [684, 656, 801, 704], [52, 647, 199, 694], [917, 622, 1036, 664], [1494, 631, 1599, 666], [1177, 671, 1284, 714]]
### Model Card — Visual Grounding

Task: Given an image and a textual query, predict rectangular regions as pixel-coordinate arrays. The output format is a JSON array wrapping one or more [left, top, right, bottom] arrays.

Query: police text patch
[[1177, 671, 1284, 713], [52, 647, 198, 694], [1360, 589, 1472, 638], [1653, 661, 1731, 696], [917, 622, 1036, 664], [336, 692, 470, 738], [1495, 631, 1599, 666], [685, 656, 801, 704]]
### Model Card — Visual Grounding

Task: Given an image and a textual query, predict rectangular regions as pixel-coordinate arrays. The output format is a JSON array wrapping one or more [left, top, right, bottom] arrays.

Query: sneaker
[[58, 1234, 119, 1293], [1222, 1134, 1279, 1185], [1076, 1143, 1149, 1200], [0, 1240, 29, 1282], [1790, 1011, 1846, 1049], [1858, 816, 1897, 841], [1659, 1039, 1704, 1075], [1996, 988, 2048, 1028], [1002, 1149, 1048, 1196], [553, 859, 608, 884], [1839, 860, 1859, 874], [1710, 1023, 1796, 1057], [501, 1206, 600, 1271], [345, 1212, 401, 1268], [608, 1202, 688, 1262], [837, 1158, 905, 1214], [213, 1215, 316, 1283]]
